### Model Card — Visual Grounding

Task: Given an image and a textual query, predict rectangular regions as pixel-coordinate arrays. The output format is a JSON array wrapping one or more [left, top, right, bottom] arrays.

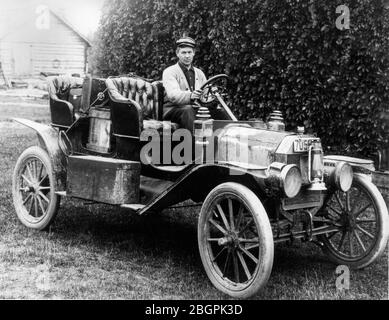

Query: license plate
[[293, 138, 318, 152]]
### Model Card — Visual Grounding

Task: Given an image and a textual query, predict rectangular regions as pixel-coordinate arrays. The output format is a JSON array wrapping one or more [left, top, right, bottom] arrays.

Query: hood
[[216, 124, 294, 168]]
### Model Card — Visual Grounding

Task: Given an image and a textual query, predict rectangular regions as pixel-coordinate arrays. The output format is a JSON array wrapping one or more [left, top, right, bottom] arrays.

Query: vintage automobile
[[12, 73, 389, 298]]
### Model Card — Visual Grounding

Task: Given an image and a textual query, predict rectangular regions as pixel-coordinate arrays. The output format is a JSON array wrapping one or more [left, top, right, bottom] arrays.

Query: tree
[[92, 0, 389, 158]]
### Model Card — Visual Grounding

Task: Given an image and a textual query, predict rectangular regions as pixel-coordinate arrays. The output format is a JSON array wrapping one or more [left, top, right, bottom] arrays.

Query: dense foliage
[[92, 0, 389, 158]]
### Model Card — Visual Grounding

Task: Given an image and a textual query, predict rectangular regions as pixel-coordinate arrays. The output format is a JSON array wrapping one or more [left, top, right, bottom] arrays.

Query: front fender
[[138, 163, 268, 215], [13, 118, 67, 191]]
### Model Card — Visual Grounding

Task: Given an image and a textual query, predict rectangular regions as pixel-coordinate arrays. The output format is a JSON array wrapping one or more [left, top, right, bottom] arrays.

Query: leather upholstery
[[47, 76, 83, 101], [106, 77, 161, 120], [47, 76, 83, 127], [106, 77, 178, 134]]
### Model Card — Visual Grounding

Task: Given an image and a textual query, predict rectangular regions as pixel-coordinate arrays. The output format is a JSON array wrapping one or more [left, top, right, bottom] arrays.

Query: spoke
[[239, 245, 259, 264], [346, 192, 351, 212], [327, 230, 340, 240], [239, 217, 255, 235], [349, 231, 354, 257], [33, 160, 37, 179], [356, 225, 375, 239], [39, 187, 51, 191], [38, 191, 50, 204], [23, 193, 33, 206], [239, 237, 259, 243], [216, 204, 230, 231], [228, 199, 235, 231], [26, 162, 35, 181], [38, 173, 48, 186], [245, 243, 260, 250], [222, 249, 231, 277], [34, 195, 39, 217], [209, 218, 227, 235], [337, 231, 347, 251], [348, 189, 360, 213], [37, 195, 46, 215], [353, 230, 366, 252], [35, 160, 39, 179], [235, 204, 244, 230], [232, 251, 240, 283], [37, 162, 44, 182], [207, 238, 222, 242], [237, 251, 251, 280], [327, 205, 342, 216], [212, 246, 227, 262], [353, 203, 373, 218], [21, 174, 33, 186], [335, 192, 345, 211], [356, 218, 376, 224], [28, 197, 34, 215]]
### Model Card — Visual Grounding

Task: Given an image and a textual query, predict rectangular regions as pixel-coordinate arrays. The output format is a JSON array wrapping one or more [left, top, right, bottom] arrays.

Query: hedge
[[92, 0, 389, 159]]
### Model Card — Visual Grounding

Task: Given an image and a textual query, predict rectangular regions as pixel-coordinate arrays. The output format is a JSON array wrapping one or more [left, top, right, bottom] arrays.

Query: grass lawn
[[0, 96, 387, 299]]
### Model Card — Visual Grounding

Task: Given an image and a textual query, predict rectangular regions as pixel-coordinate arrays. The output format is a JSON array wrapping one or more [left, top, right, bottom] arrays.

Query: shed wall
[[0, 11, 89, 78]]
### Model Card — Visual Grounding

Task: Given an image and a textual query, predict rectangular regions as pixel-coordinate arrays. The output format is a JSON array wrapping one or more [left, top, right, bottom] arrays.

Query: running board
[[55, 191, 145, 211]]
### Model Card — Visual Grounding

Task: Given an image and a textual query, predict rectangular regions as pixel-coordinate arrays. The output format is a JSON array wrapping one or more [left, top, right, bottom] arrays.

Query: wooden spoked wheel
[[12, 146, 60, 230], [319, 174, 389, 269], [198, 182, 274, 298]]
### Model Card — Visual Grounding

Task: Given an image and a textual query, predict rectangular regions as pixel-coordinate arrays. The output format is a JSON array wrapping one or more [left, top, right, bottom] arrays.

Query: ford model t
[[12, 74, 389, 298]]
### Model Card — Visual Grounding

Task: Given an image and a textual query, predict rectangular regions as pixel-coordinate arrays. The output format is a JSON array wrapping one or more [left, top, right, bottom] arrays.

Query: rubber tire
[[320, 174, 389, 269], [198, 182, 274, 298], [12, 146, 60, 231]]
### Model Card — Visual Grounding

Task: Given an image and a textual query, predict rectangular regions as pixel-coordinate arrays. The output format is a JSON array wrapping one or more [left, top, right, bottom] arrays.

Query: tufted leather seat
[[105, 77, 178, 134], [47, 75, 84, 127]]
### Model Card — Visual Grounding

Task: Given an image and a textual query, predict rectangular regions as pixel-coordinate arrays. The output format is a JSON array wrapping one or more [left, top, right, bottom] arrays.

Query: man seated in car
[[162, 36, 229, 132]]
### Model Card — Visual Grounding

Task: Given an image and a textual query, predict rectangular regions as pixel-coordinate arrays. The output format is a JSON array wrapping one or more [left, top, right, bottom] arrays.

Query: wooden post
[[0, 61, 11, 88]]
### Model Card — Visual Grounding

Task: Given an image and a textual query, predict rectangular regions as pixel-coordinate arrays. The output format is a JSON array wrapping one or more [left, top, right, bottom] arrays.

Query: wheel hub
[[33, 183, 40, 194], [22, 186, 34, 193], [22, 183, 42, 195], [218, 231, 240, 248]]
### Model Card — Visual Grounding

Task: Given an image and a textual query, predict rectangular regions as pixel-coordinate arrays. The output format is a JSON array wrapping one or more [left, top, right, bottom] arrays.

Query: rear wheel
[[12, 146, 60, 230], [198, 182, 274, 298], [319, 174, 389, 269]]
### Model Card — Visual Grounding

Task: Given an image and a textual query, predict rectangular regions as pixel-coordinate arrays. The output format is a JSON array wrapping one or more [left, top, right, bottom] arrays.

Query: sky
[[0, 0, 105, 37]]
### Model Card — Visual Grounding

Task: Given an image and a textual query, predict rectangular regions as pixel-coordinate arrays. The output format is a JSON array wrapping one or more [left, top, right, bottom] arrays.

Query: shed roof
[[50, 10, 92, 47], [0, 5, 91, 47]]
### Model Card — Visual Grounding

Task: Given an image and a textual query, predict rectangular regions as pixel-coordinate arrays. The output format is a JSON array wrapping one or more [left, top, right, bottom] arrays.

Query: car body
[[12, 74, 389, 298]]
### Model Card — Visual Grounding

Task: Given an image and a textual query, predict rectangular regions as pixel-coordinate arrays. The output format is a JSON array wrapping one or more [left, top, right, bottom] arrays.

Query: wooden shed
[[0, 4, 91, 79]]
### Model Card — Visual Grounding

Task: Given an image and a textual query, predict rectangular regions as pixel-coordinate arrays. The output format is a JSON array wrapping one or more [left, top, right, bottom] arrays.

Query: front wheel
[[198, 182, 274, 298], [12, 146, 60, 230], [319, 174, 389, 269]]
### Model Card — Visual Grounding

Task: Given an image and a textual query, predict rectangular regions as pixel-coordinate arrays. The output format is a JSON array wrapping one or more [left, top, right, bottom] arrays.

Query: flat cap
[[176, 36, 196, 48]]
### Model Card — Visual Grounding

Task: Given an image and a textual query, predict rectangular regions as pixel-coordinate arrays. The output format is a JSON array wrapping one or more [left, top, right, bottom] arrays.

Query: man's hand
[[190, 89, 202, 101]]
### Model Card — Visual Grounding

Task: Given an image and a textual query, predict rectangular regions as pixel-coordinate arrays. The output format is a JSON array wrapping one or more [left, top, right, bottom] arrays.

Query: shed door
[[12, 44, 32, 76]]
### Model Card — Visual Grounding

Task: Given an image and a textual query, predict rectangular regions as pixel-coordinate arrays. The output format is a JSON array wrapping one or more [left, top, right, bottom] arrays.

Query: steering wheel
[[199, 74, 229, 104]]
